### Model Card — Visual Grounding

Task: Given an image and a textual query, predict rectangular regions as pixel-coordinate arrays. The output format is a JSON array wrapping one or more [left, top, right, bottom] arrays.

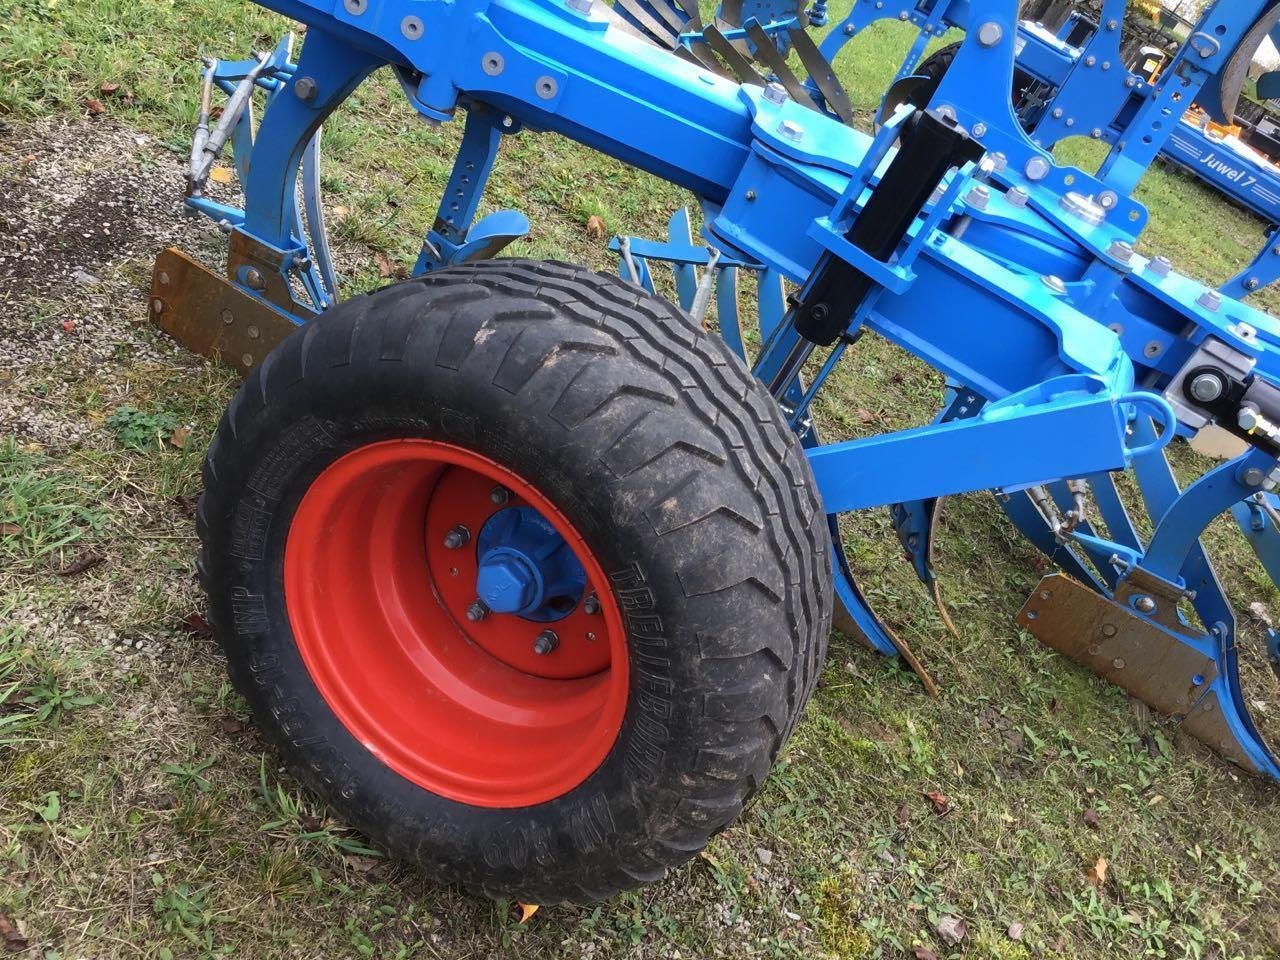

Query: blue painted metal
[[475, 506, 586, 620], [1163, 118, 1280, 226], [173, 0, 1280, 779]]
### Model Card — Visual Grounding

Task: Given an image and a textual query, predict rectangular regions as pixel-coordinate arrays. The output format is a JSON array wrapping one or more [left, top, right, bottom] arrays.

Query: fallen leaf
[[299, 814, 324, 831], [1086, 855, 1108, 889], [20, 154, 35, 166], [585, 215, 606, 239], [935, 915, 967, 945], [61, 320, 75, 333], [332, 204, 349, 218], [922, 789, 950, 815], [1007, 921, 1025, 941], [0, 913, 27, 954], [0, 523, 20, 537], [182, 612, 214, 640], [911, 947, 938, 960], [374, 251, 395, 279], [517, 902, 540, 923], [168, 425, 192, 449], [85, 98, 106, 116], [344, 854, 382, 874], [171, 494, 197, 518], [122, 88, 135, 105], [219, 717, 245, 735], [208, 165, 234, 184], [56, 552, 104, 577], [856, 407, 875, 423], [100, 81, 120, 95], [894, 803, 911, 824], [1083, 808, 1100, 829]]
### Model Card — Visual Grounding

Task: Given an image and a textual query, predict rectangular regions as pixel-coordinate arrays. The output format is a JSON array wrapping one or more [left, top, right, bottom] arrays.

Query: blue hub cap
[[475, 507, 586, 621]]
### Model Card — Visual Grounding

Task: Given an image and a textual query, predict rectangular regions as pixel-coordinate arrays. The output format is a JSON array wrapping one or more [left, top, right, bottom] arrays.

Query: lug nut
[[490, 485, 511, 505], [582, 593, 600, 615], [533, 630, 559, 655], [466, 599, 488, 622], [443, 525, 470, 549]]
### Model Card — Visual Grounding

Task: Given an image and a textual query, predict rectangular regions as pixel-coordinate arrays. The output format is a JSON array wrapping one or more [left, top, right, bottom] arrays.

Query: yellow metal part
[[149, 247, 302, 376]]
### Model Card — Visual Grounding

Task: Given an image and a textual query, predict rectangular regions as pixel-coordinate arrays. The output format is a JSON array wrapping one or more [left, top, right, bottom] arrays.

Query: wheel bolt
[[443, 525, 470, 549], [533, 630, 559, 655], [490, 486, 511, 505], [466, 599, 488, 622], [582, 593, 600, 615]]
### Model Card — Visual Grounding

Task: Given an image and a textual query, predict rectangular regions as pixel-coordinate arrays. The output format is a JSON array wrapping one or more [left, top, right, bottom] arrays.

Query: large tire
[[197, 259, 832, 903]]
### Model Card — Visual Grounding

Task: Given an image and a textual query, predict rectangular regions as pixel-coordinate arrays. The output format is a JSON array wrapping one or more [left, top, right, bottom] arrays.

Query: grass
[[2, 2, 1280, 958]]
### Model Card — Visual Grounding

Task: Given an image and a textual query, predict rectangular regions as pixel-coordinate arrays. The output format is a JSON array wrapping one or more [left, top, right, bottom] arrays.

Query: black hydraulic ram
[[766, 108, 984, 396]]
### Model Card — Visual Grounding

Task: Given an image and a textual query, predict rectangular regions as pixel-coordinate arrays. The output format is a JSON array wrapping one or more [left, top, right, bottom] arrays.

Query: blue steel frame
[[181, 0, 1280, 779]]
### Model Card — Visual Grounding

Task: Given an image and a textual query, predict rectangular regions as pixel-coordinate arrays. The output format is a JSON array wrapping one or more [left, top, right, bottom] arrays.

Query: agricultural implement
[[153, 0, 1280, 901]]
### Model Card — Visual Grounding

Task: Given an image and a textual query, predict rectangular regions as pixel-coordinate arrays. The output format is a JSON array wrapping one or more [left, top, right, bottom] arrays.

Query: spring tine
[[787, 27, 856, 125], [702, 23, 765, 85], [675, 42, 728, 76], [301, 127, 339, 305], [189, 60, 217, 184], [744, 23, 819, 109], [689, 247, 722, 325]]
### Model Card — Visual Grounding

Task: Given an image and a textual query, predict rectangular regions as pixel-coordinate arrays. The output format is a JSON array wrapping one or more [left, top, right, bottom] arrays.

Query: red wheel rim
[[284, 439, 629, 808]]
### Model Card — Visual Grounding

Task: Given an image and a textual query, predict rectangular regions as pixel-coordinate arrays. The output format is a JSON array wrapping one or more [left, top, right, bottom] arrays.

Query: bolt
[[466, 600, 489, 622], [1006, 187, 1029, 208], [1134, 595, 1156, 614], [1234, 322, 1258, 340], [843, 23, 854, 35], [583, 593, 600, 615], [1102, 623, 1118, 637], [1112, 657, 1126, 670], [745, 189, 757, 201], [1240, 405, 1261, 431], [977, 21, 1003, 46], [150, 298, 164, 315], [1143, 340, 1162, 358], [965, 185, 989, 210], [1025, 156, 1051, 181], [1189, 372, 1225, 402], [1246, 277, 1261, 291], [400, 14, 424, 38], [1243, 466, 1266, 487], [1042, 274, 1066, 294], [1197, 289, 1222, 312], [1091, 127, 1103, 139], [778, 119, 804, 142], [294, 76, 318, 102], [1148, 255, 1172, 278], [443, 525, 470, 549], [1097, 191, 1118, 210], [1107, 240, 1134, 263], [245, 267, 266, 291], [533, 630, 560, 655], [566, 0, 592, 11], [971, 121, 988, 138], [157, 270, 170, 285], [220, 309, 234, 325], [1085, 55, 1097, 67], [763, 81, 787, 105], [482, 52, 504, 76], [490, 485, 511, 505]]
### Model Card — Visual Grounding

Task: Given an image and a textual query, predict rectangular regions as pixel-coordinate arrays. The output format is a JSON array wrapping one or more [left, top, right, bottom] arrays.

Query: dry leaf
[[375, 251, 395, 279], [56, 551, 104, 577], [517, 903, 540, 923], [585, 215, 606, 240], [910, 949, 937, 960], [344, 854, 382, 874], [219, 717, 245, 735], [0, 913, 26, 954], [168, 425, 192, 449], [20, 154, 35, 166], [182, 612, 214, 640], [922, 789, 950, 815], [171, 494, 197, 518], [208, 165, 234, 184], [894, 803, 911, 824], [332, 204, 349, 218], [935, 915, 967, 945], [85, 99, 106, 116], [1086, 855, 1108, 889], [1007, 921, 1025, 941], [61, 320, 75, 333], [0, 523, 20, 537], [100, 81, 120, 95], [856, 407, 875, 423], [1083, 808, 1100, 829]]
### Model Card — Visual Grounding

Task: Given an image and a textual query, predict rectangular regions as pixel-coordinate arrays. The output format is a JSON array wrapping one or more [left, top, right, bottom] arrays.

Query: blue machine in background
[[152, 0, 1280, 893]]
